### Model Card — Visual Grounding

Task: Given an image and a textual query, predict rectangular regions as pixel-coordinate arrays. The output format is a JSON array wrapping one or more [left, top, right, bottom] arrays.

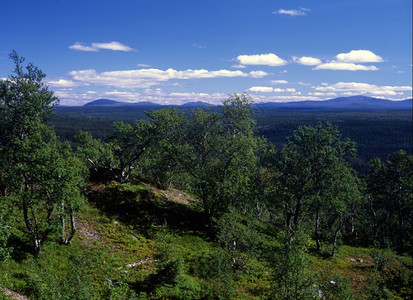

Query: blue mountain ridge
[[82, 96, 412, 110], [83, 99, 161, 107]]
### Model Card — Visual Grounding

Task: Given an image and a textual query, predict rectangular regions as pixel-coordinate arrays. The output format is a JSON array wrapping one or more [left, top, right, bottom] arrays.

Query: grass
[[1, 180, 412, 299]]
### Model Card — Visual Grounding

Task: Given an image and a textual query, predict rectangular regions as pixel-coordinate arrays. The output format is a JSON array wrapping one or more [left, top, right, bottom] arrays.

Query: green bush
[[215, 211, 263, 269], [0, 199, 13, 262], [25, 254, 93, 300]]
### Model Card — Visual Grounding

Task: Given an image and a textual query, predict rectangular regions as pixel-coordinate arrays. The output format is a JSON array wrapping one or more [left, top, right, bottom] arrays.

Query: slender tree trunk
[[60, 203, 77, 245], [22, 181, 42, 255], [23, 195, 41, 254], [331, 215, 343, 257], [315, 209, 321, 252], [293, 198, 301, 230]]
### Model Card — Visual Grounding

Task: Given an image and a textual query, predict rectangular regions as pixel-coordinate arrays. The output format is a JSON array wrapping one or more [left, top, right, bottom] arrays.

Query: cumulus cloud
[[67, 67, 268, 89], [248, 86, 296, 93], [248, 86, 274, 93], [273, 8, 310, 16], [335, 50, 384, 63], [293, 56, 322, 66], [314, 82, 412, 96], [46, 78, 85, 88], [293, 50, 384, 71], [69, 41, 136, 52], [237, 53, 287, 67], [249, 70, 270, 78], [55, 88, 231, 106], [314, 63, 379, 71]]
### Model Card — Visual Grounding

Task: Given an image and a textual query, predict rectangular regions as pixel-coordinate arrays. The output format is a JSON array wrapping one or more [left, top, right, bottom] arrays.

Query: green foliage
[[74, 130, 113, 181], [50, 104, 412, 172], [274, 122, 361, 256], [102, 278, 140, 300], [149, 93, 264, 218], [0, 201, 13, 261], [0, 52, 85, 254], [215, 210, 263, 269], [272, 229, 313, 300], [190, 248, 234, 299], [109, 119, 157, 183], [365, 248, 412, 299], [1, 54, 412, 298], [365, 150, 413, 254], [25, 254, 93, 300], [315, 269, 354, 300]]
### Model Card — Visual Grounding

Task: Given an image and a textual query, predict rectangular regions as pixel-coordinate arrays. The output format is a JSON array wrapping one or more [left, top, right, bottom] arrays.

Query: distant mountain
[[256, 96, 412, 110], [180, 101, 215, 107], [83, 99, 160, 107], [82, 96, 412, 110], [83, 99, 123, 106]]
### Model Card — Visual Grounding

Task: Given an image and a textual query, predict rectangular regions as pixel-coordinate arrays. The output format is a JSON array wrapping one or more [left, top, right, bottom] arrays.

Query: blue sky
[[1, 0, 411, 105]]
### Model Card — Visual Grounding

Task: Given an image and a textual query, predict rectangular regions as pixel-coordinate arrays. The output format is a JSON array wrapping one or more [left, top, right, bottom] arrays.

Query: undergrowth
[[1, 181, 412, 299]]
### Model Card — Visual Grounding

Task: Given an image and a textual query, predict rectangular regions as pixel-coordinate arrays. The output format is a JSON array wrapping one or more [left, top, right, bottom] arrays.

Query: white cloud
[[46, 78, 84, 88], [314, 82, 412, 97], [270, 80, 289, 84], [248, 86, 274, 93], [254, 95, 321, 103], [273, 8, 310, 16], [91, 41, 136, 52], [69, 41, 136, 52], [67, 67, 267, 89], [237, 53, 287, 67], [249, 70, 270, 78], [56, 88, 232, 106], [248, 86, 296, 93], [308, 92, 338, 97], [335, 50, 384, 63], [293, 56, 322, 66], [314, 63, 379, 71], [69, 43, 99, 52], [137, 64, 151, 68]]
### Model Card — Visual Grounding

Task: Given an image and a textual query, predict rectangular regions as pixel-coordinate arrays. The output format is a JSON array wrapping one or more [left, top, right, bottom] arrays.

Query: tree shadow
[[8, 234, 33, 262], [86, 182, 210, 238]]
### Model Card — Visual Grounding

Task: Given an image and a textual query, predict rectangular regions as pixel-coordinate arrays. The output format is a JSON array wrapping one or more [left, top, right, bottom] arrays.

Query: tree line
[[1, 52, 412, 271]]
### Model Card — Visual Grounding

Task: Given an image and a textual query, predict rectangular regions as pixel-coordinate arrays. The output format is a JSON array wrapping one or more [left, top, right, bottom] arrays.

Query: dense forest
[[51, 104, 412, 174], [1, 53, 412, 299]]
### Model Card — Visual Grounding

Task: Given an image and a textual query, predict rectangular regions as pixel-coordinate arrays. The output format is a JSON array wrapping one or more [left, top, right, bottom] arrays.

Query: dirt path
[[1, 288, 30, 300]]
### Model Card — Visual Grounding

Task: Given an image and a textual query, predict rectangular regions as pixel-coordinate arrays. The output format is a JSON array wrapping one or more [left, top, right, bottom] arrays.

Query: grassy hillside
[[2, 180, 412, 299]]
